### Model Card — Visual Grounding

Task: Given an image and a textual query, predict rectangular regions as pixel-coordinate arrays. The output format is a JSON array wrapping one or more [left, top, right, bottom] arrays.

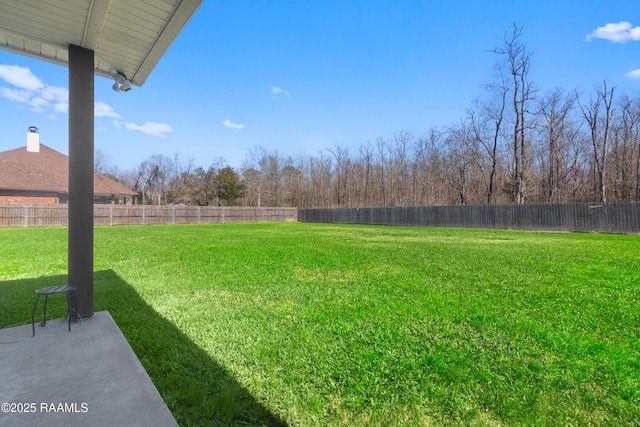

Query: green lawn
[[1, 222, 639, 426]]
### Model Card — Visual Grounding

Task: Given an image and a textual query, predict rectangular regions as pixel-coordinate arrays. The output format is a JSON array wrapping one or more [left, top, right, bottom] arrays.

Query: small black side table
[[31, 285, 78, 336]]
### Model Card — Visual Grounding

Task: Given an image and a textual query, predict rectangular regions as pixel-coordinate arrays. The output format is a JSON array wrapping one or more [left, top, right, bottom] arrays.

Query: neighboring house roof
[[0, 144, 137, 196]]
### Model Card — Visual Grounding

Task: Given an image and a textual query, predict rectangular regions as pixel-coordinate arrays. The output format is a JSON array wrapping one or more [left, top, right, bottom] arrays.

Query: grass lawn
[[1, 222, 639, 426]]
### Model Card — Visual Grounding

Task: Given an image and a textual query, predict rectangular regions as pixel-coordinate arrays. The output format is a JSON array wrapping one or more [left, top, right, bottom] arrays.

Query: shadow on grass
[[0, 270, 288, 427]]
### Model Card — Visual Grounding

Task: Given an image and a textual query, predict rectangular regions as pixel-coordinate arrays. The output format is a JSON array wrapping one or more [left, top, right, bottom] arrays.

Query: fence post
[[109, 206, 113, 226], [198, 206, 201, 224], [24, 205, 28, 228], [173, 206, 176, 224], [142, 206, 145, 225]]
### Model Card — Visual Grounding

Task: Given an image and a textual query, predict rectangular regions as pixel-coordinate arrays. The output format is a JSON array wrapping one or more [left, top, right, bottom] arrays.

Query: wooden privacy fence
[[299, 203, 640, 234], [5, 203, 640, 233], [0, 205, 298, 228]]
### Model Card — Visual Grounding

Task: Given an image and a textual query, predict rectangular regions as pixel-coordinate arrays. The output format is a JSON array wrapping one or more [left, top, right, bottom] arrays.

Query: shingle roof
[[0, 144, 137, 196]]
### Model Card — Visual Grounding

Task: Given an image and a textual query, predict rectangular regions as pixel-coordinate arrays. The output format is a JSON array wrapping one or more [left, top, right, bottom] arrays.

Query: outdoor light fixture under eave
[[112, 72, 131, 92]]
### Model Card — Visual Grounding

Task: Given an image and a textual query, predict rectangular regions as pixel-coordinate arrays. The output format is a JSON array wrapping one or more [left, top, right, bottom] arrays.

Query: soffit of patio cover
[[0, 0, 202, 87]]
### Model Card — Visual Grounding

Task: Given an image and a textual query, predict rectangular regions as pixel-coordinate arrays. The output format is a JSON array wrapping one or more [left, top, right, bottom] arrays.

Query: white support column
[[68, 45, 94, 318]]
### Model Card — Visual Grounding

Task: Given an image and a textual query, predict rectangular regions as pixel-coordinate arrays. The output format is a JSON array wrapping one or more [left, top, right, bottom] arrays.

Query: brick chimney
[[27, 126, 40, 152]]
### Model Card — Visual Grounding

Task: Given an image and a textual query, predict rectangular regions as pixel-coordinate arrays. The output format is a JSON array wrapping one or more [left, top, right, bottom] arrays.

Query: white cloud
[[124, 121, 173, 137], [0, 64, 171, 134], [272, 86, 291, 97], [223, 119, 245, 129], [586, 21, 640, 43], [40, 85, 68, 102], [0, 66, 68, 114], [95, 101, 122, 119], [41, 85, 68, 113], [53, 101, 68, 114], [0, 87, 31, 103], [625, 69, 640, 80], [0, 64, 44, 90], [28, 96, 49, 112]]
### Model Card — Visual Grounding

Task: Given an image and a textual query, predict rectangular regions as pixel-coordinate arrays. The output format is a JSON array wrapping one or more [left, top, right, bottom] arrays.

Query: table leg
[[66, 291, 72, 331], [31, 294, 41, 336], [41, 294, 49, 326]]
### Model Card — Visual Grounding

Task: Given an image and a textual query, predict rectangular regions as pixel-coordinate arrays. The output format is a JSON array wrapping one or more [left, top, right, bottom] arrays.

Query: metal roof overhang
[[0, 0, 202, 86]]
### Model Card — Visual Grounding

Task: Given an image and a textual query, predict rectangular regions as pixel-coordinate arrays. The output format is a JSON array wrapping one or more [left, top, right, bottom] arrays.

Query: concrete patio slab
[[0, 311, 176, 427]]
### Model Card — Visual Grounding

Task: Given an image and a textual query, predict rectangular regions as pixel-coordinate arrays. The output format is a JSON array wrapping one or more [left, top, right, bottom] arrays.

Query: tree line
[[100, 24, 640, 208]]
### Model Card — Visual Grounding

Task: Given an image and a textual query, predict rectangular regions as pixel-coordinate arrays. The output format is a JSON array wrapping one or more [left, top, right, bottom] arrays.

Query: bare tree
[[493, 23, 536, 204], [307, 152, 332, 208], [133, 154, 175, 205], [392, 131, 412, 206], [328, 144, 350, 207], [609, 94, 640, 201], [536, 88, 579, 202], [281, 159, 303, 207], [375, 137, 389, 206], [94, 149, 108, 173], [241, 147, 271, 207], [468, 77, 507, 204], [241, 167, 262, 207], [578, 81, 616, 202], [443, 122, 477, 205], [358, 141, 375, 206]]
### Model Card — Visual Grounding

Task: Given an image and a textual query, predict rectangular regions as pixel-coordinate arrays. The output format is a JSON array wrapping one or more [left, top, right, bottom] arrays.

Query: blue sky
[[1, 0, 640, 171]]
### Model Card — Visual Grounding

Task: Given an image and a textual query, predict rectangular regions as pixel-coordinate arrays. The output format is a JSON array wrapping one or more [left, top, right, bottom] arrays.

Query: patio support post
[[68, 44, 94, 318]]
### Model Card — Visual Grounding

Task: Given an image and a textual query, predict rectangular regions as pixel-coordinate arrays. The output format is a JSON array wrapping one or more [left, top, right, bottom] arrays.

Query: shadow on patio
[[0, 270, 288, 426]]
